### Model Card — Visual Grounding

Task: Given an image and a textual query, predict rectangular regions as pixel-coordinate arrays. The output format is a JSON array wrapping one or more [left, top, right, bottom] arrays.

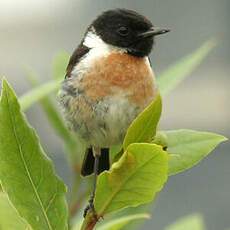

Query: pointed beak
[[138, 27, 170, 38]]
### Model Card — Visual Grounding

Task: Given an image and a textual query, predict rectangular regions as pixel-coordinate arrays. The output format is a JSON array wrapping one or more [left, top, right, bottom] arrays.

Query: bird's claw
[[83, 199, 98, 220]]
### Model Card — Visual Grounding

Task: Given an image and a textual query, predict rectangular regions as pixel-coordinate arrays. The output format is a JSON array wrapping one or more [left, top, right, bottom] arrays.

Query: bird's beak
[[138, 27, 170, 38]]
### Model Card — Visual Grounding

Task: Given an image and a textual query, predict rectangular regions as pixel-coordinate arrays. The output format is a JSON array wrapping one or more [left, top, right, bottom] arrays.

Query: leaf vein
[[5, 89, 53, 230], [98, 153, 161, 215]]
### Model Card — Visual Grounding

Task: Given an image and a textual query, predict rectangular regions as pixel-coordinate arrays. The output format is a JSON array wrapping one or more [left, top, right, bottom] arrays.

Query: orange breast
[[81, 52, 156, 107]]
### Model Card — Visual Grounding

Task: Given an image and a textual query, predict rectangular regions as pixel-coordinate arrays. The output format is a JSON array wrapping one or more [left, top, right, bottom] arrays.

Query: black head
[[89, 9, 170, 57]]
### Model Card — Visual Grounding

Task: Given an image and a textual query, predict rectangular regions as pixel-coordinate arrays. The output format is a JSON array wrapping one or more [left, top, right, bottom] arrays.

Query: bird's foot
[[83, 198, 98, 220]]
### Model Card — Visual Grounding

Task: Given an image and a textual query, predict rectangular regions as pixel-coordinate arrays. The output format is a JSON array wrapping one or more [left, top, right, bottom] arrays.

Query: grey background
[[0, 0, 229, 229]]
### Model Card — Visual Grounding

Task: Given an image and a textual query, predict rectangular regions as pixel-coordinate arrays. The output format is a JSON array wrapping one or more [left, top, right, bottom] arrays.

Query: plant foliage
[[0, 40, 227, 230], [0, 80, 68, 230]]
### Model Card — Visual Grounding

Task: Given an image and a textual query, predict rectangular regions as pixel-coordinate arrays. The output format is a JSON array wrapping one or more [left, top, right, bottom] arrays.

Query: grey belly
[[58, 89, 140, 147]]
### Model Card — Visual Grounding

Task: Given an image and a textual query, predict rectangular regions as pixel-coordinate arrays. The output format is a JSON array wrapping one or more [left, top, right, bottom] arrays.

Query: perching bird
[[58, 8, 169, 217]]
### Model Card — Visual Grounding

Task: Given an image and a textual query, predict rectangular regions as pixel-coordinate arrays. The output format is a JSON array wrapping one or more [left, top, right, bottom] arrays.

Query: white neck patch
[[71, 29, 127, 78], [83, 28, 126, 54]]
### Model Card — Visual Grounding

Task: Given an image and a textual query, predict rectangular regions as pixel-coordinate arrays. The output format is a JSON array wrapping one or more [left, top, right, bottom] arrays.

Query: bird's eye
[[117, 26, 129, 36]]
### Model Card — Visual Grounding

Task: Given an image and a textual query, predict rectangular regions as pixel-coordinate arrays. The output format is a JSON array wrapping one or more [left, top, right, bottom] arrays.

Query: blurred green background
[[0, 0, 229, 229]]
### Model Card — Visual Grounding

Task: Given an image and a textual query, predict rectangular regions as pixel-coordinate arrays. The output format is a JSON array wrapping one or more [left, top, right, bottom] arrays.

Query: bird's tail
[[81, 148, 110, 176]]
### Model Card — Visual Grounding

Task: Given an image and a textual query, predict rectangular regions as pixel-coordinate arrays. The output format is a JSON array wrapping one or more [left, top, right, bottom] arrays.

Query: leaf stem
[[80, 212, 98, 230]]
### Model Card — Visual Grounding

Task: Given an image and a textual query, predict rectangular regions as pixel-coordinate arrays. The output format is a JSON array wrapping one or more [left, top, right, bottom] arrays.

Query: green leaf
[[19, 79, 61, 111], [157, 129, 227, 175], [123, 94, 162, 150], [164, 213, 205, 230], [72, 219, 83, 230], [0, 193, 28, 230], [0, 79, 68, 230], [97, 213, 150, 230], [94, 143, 168, 216], [157, 39, 217, 96], [110, 145, 122, 163], [52, 52, 70, 80], [152, 131, 168, 150]]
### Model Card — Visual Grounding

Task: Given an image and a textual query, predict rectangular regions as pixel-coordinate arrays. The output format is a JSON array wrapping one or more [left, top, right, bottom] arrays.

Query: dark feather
[[65, 44, 90, 78], [81, 148, 110, 176]]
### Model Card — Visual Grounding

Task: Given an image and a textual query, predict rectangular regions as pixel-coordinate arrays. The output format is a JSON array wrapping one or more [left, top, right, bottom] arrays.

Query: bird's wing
[[65, 43, 90, 78]]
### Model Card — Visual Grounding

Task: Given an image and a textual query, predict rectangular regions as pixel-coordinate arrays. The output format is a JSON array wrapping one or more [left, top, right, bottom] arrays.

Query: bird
[[58, 8, 169, 218]]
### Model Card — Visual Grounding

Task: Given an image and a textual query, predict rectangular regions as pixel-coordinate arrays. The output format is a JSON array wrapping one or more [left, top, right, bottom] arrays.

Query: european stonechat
[[58, 8, 169, 217]]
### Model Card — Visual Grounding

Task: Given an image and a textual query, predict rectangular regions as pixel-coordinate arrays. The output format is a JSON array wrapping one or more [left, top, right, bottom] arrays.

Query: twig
[[80, 212, 100, 230]]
